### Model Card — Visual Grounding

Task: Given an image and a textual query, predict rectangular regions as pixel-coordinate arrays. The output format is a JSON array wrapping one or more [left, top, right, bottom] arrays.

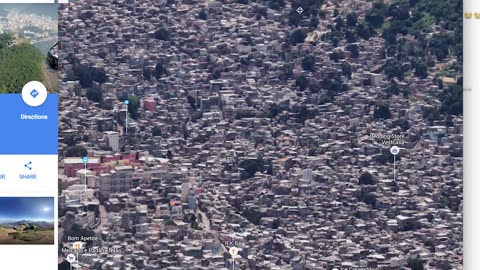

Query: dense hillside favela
[[57, 0, 462, 269]]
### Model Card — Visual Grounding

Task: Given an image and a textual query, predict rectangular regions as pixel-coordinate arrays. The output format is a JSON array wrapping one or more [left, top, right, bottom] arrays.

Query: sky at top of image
[[0, 4, 58, 18], [0, 197, 54, 222]]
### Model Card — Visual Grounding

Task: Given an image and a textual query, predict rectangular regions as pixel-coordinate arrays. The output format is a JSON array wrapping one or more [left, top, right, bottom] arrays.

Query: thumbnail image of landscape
[[58, 0, 462, 269], [0, 197, 54, 245], [0, 4, 58, 93]]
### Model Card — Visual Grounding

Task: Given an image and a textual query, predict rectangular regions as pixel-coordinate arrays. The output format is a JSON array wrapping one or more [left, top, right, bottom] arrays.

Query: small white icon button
[[21, 81, 48, 107]]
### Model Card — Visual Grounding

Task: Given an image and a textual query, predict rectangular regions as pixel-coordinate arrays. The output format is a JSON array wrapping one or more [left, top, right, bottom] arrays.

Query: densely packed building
[[58, 0, 463, 269]]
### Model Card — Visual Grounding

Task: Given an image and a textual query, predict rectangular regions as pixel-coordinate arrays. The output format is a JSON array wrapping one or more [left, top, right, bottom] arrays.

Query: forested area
[[0, 33, 44, 93]]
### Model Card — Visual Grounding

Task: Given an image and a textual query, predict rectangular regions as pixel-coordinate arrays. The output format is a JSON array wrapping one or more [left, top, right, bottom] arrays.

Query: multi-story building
[[98, 165, 133, 198], [105, 131, 120, 151]]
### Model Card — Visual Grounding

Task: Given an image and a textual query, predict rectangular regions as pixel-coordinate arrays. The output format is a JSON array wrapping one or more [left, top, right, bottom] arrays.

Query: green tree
[[346, 13, 357, 27], [356, 23, 371, 40], [347, 44, 359, 58], [86, 88, 103, 102], [373, 103, 392, 119], [422, 106, 441, 123], [329, 51, 345, 62], [414, 62, 428, 79], [268, 0, 285, 10], [341, 62, 352, 79], [310, 17, 319, 29], [384, 61, 404, 80], [164, 219, 176, 226], [333, 8, 339, 17], [155, 63, 168, 78], [71, 64, 107, 88], [358, 171, 376, 185], [439, 84, 462, 116], [289, 29, 306, 46], [64, 146, 87, 157], [356, 187, 377, 208], [272, 218, 281, 229], [345, 30, 358, 43], [334, 17, 344, 30], [152, 126, 162, 136], [198, 8, 208, 20], [0, 33, 13, 48], [365, 10, 384, 28], [187, 95, 196, 109], [128, 96, 141, 119], [239, 158, 264, 179], [301, 55, 316, 71], [242, 208, 263, 225], [154, 28, 171, 41], [255, 6, 268, 19], [407, 257, 424, 270], [296, 105, 310, 123], [167, 150, 173, 160], [295, 75, 309, 91], [288, 9, 302, 26], [393, 118, 410, 131]]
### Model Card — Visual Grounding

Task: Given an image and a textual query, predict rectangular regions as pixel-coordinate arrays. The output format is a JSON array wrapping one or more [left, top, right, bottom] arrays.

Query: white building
[[303, 169, 312, 182], [105, 131, 120, 151]]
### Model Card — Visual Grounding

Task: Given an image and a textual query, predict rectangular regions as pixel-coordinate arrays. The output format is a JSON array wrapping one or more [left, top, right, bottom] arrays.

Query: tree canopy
[[128, 96, 141, 120], [373, 103, 392, 119], [64, 146, 88, 157], [86, 88, 103, 103], [301, 55, 316, 71], [358, 171, 377, 185], [0, 34, 44, 93]]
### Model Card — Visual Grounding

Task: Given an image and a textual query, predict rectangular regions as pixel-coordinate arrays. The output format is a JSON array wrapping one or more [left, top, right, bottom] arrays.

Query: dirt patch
[[42, 64, 59, 92]]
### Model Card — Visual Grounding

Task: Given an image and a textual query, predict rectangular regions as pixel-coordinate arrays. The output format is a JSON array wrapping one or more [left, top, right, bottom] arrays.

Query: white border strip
[[464, 1, 475, 269]]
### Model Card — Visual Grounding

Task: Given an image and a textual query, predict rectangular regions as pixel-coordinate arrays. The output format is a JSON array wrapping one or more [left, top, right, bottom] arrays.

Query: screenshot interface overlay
[[0, 1, 58, 269]]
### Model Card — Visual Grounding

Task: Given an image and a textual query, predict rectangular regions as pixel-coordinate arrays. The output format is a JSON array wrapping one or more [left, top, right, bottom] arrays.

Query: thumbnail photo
[[0, 197, 54, 245], [0, 4, 58, 93]]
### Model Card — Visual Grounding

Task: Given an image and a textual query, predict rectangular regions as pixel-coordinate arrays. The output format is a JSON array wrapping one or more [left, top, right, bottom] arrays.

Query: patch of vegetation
[[356, 187, 377, 208], [439, 83, 462, 116], [0, 33, 44, 93], [64, 145, 88, 157], [239, 157, 270, 179], [358, 171, 377, 185], [242, 207, 263, 225], [407, 257, 424, 270], [373, 102, 392, 119], [128, 95, 141, 120], [65, 54, 107, 88]]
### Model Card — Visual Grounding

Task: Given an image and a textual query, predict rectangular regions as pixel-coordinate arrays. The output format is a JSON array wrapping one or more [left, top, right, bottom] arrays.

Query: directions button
[[21, 81, 48, 107]]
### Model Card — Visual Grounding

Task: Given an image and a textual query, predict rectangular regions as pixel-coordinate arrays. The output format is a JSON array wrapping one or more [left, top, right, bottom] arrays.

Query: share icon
[[24, 161, 32, 170]]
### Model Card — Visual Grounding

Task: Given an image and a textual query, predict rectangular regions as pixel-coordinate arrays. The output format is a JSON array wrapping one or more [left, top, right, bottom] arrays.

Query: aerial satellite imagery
[[57, 0, 462, 269]]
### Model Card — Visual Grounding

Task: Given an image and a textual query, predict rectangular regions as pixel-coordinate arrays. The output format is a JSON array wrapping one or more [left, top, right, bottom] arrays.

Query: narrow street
[[95, 205, 108, 233]]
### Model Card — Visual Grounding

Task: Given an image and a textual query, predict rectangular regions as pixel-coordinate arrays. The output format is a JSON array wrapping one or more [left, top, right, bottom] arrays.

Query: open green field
[[0, 227, 54, 244]]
